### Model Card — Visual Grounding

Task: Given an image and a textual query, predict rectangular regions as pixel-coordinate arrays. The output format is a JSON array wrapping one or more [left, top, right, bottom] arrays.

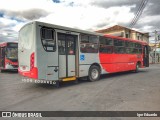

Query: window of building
[[80, 34, 98, 53], [126, 34, 129, 38]]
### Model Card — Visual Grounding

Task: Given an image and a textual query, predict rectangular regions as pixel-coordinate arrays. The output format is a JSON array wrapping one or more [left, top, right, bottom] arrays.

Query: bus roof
[[20, 21, 148, 46], [20, 21, 103, 36]]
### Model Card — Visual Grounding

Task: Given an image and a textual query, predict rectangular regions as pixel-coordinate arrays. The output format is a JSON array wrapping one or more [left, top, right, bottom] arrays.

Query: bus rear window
[[19, 24, 33, 49]]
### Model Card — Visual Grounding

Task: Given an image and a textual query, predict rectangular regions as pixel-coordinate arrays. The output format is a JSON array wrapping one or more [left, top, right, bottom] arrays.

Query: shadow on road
[[100, 69, 148, 79], [33, 80, 89, 89], [31, 70, 149, 89]]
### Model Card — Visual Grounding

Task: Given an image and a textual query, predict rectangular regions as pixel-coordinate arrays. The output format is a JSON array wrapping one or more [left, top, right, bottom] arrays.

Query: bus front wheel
[[88, 65, 100, 82]]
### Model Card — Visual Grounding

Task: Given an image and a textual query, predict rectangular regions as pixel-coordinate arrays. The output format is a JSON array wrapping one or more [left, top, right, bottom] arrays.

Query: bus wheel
[[135, 63, 139, 73], [88, 65, 100, 82], [54, 81, 60, 88]]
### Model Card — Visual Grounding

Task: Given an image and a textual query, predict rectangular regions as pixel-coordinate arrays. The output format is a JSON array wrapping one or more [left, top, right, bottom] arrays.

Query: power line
[[129, 0, 148, 28], [129, 0, 146, 28]]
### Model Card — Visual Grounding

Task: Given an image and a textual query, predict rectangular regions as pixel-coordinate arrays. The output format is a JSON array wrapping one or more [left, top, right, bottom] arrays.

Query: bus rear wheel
[[88, 65, 100, 82], [135, 63, 140, 73]]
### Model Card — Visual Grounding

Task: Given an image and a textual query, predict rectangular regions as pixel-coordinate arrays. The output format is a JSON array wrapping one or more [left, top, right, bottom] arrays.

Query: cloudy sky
[[0, 0, 159, 42]]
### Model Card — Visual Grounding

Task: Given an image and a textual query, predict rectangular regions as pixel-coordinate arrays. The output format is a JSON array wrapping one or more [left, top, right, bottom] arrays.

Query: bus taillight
[[30, 52, 34, 70]]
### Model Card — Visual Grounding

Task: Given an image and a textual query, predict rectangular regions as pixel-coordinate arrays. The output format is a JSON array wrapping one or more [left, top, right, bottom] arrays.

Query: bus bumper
[[18, 67, 38, 79]]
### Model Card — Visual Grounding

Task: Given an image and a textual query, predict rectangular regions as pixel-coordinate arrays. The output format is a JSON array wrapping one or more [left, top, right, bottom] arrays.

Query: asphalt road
[[0, 64, 160, 120]]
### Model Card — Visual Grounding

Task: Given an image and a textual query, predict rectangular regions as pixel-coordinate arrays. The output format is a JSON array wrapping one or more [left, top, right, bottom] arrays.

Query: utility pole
[[154, 30, 158, 63]]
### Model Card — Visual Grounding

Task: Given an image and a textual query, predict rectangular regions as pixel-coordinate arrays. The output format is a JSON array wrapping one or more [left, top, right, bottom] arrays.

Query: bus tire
[[55, 81, 60, 88], [88, 65, 100, 82], [135, 63, 139, 73]]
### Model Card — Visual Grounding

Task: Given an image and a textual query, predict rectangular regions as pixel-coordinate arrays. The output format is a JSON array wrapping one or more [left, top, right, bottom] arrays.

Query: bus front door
[[58, 33, 77, 79], [143, 45, 149, 67]]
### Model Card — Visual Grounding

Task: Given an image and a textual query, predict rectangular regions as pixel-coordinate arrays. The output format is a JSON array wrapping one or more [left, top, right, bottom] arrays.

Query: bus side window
[[67, 39, 75, 55], [114, 39, 125, 54], [41, 28, 56, 52], [125, 41, 140, 54], [134, 43, 142, 54], [99, 37, 113, 54], [80, 34, 98, 53]]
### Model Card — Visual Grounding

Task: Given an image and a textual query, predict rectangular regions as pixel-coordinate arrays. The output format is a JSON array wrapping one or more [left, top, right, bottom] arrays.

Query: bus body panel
[[35, 24, 47, 80], [79, 65, 90, 77], [99, 53, 143, 73], [99, 35, 149, 73], [59, 55, 66, 78], [67, 55, 76, 77], [18, 22, 37, 78], [35, 22, 59, 80], [35, 22, 80, 80], [79, 53, 101, 77]]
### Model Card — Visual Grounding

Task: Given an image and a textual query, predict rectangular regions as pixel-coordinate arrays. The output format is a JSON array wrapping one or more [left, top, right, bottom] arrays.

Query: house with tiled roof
[[96, 25, 149, 43]]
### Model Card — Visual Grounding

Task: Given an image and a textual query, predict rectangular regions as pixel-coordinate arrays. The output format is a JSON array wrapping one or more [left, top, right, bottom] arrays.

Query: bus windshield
[[6, 47, 18, 60]]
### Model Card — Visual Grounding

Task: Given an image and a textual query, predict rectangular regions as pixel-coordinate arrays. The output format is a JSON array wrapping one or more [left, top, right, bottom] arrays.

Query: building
[[96, 25, 149, 43], [149, 43, 160, 50]]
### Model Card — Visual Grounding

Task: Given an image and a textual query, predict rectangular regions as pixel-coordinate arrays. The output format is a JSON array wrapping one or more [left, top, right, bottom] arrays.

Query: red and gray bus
[[0, 42, 18, 72], [18, 21, 149, 83]]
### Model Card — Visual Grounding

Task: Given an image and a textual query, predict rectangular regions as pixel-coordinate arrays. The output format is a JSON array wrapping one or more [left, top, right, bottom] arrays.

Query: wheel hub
[[91, 69, 98, 79]]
